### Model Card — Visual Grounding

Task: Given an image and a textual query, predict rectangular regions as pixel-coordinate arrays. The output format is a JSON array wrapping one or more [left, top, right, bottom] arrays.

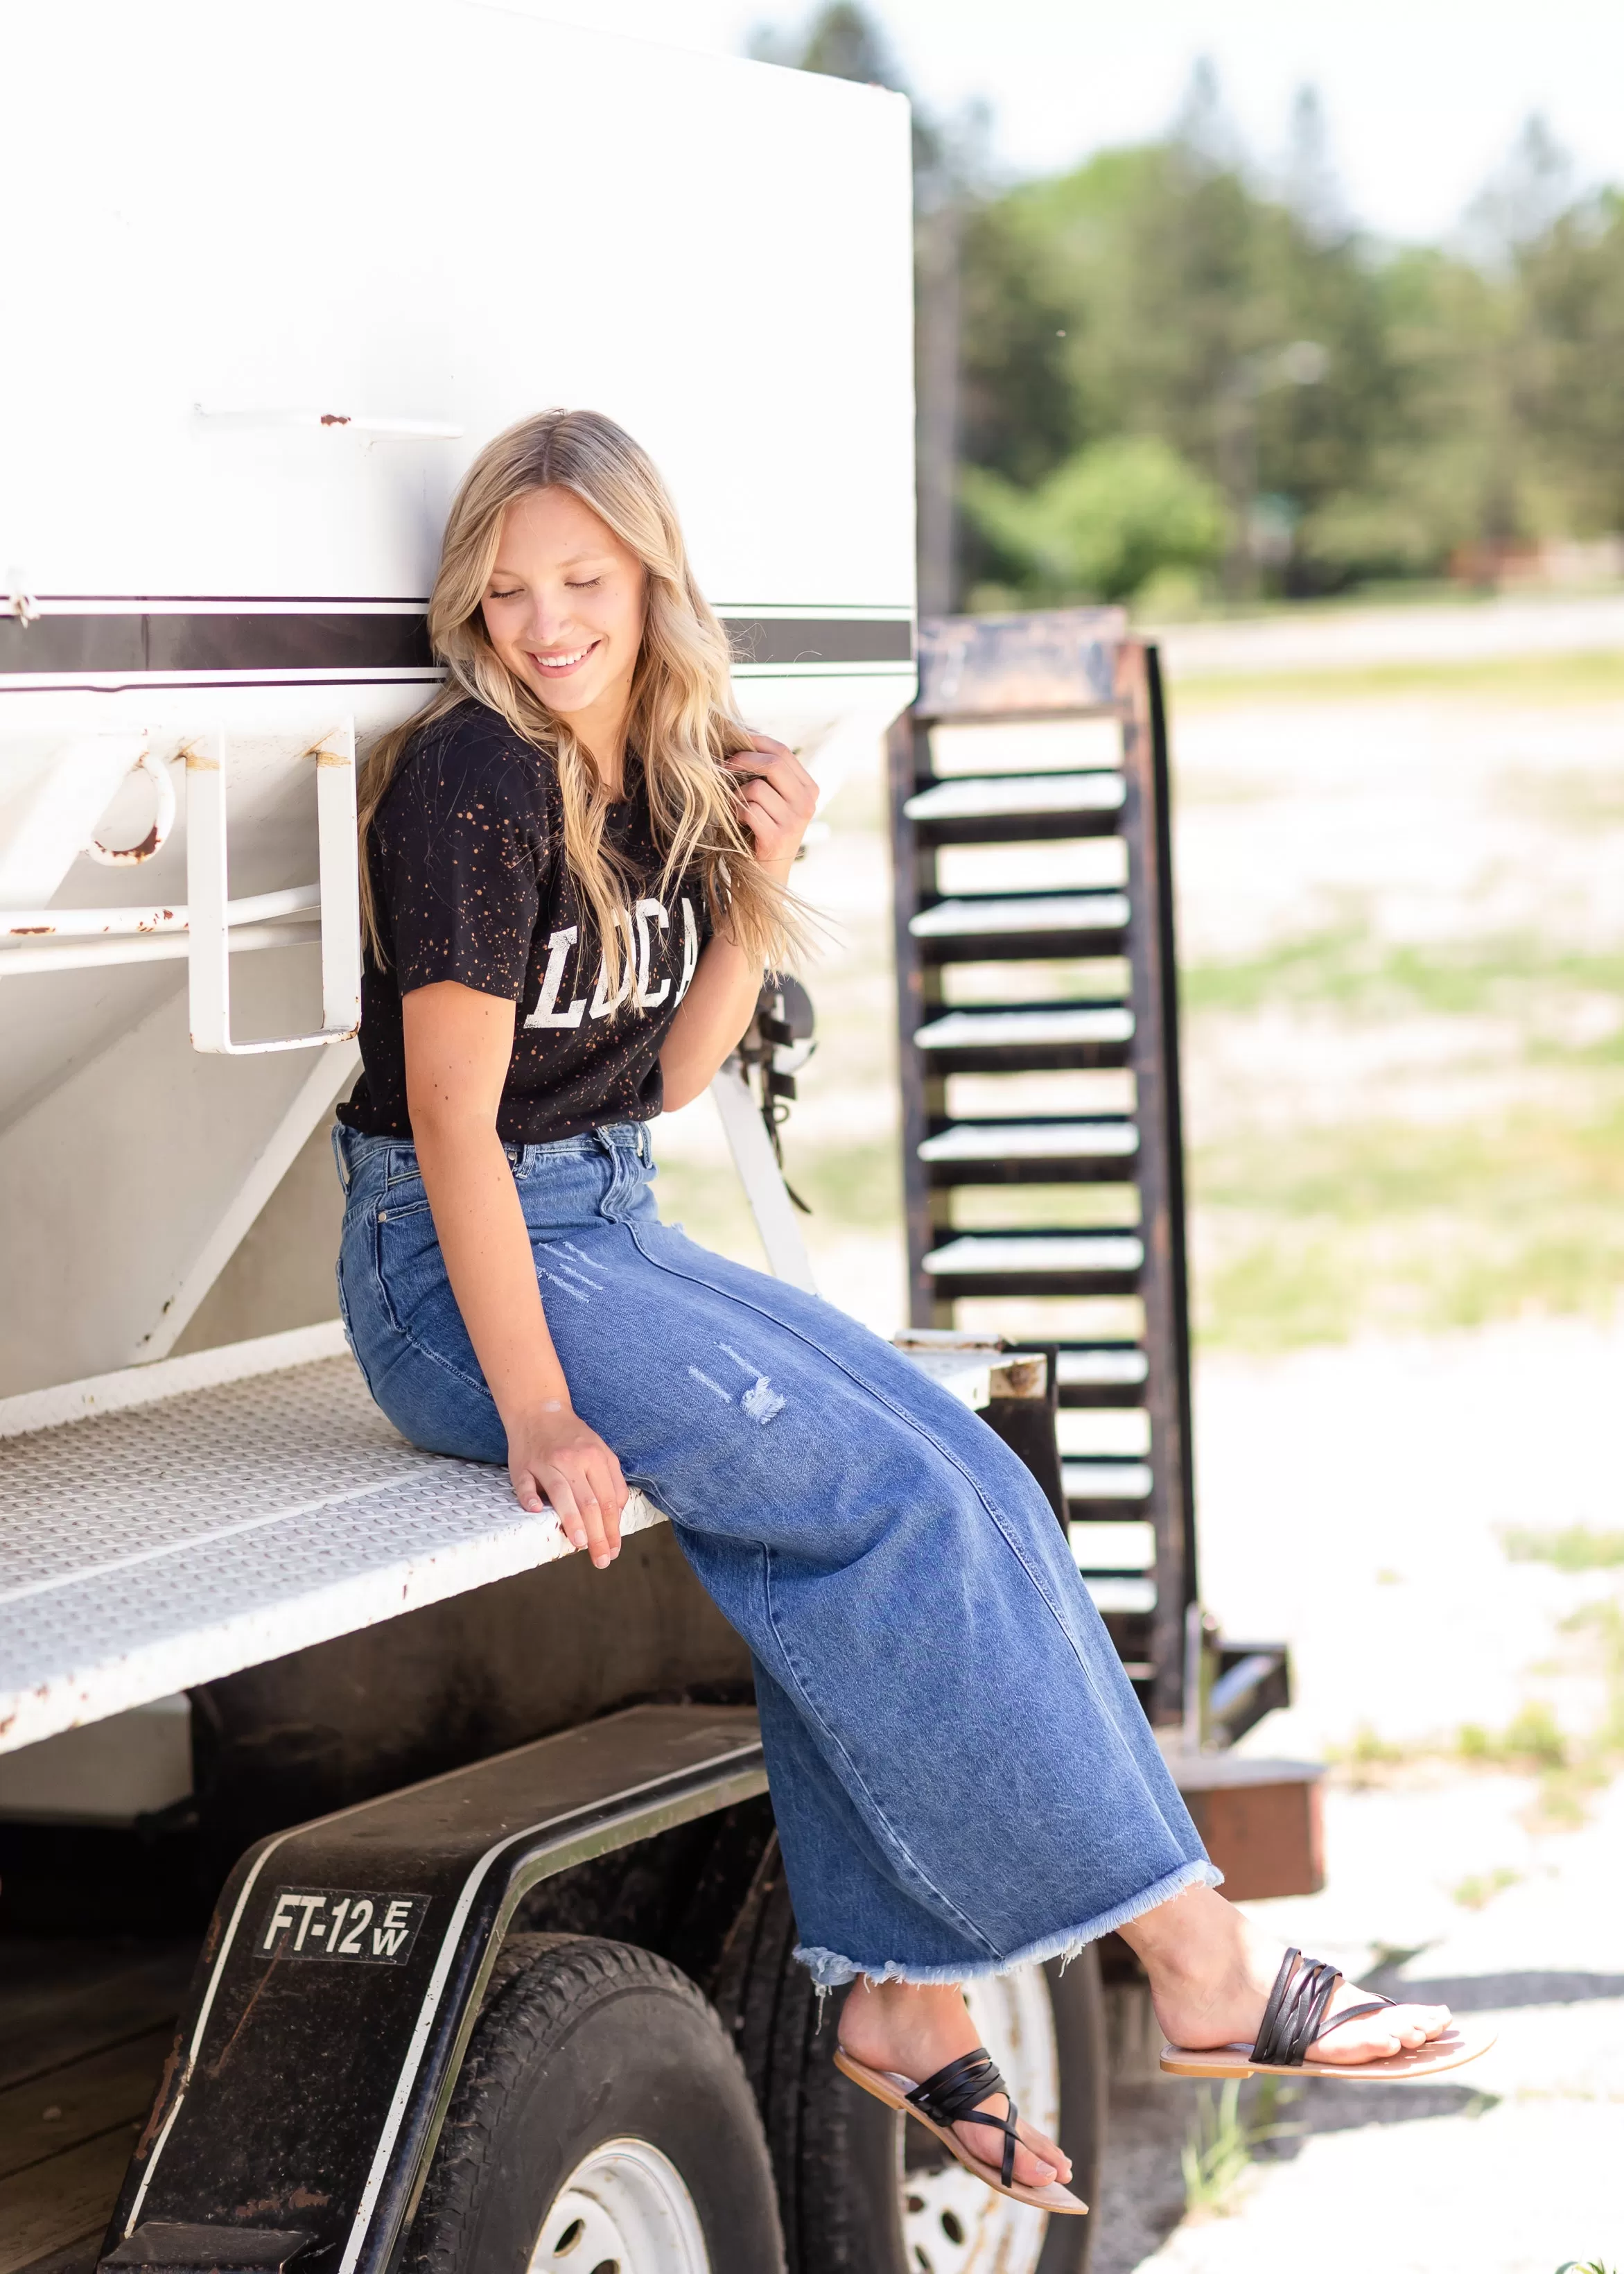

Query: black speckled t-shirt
[[337, 700, 713, 1143]]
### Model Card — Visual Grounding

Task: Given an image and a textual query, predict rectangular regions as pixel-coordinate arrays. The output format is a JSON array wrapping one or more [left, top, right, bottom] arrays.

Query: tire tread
[[407, 1935, 773, 2274]]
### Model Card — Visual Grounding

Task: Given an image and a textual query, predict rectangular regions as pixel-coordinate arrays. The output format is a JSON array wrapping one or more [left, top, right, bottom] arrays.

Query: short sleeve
[[374, 713, 549, 1001]]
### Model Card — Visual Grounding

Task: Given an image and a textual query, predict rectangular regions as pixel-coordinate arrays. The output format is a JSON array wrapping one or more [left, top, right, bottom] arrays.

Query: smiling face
[[480, 485, 647, 781]]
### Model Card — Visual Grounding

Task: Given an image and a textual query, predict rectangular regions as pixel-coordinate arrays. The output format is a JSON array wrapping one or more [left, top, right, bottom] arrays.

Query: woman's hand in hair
[[508, 1400, 630, 1569], [724, 734, 818, 878]]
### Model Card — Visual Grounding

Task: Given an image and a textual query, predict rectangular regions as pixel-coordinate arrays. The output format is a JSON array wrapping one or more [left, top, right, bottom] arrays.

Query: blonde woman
[[333, 410, 1473, 2214]]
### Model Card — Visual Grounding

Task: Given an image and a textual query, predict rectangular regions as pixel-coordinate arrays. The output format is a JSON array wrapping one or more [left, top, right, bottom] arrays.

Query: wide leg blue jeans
[[334, 1119, 1217, 1987]]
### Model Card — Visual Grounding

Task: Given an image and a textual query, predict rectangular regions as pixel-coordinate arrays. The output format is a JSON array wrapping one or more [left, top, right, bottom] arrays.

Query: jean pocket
[[375, 1189, 433, 1223]]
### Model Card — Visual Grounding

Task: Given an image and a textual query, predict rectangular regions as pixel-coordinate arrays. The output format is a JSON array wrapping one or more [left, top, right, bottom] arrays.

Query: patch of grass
[[1173, 648, 1624, 710], [1457, 1658, 1624, 1830], [1181, 2078, 1302, 2217], [1450, 1866, 1521, 1910], [649, 1131, 905, 1275], [1501, 1525, 1624, 1570], [1326, 1723, 1426, 1787], [1182, 927, 1624, 1025], [1457, 1702, 1569, 1770], [1191, 1104, 1624, 1348]]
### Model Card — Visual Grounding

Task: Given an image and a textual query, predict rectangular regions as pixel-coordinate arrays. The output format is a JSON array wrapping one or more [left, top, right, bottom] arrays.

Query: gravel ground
[[1076, 1311, 1624, 2273], [1092, 1768, 1624, 2274]]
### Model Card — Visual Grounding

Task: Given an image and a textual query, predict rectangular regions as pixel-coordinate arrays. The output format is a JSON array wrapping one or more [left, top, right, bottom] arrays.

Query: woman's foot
[[1119, 1884, 1451, 2063], [837, 1979, 1072, 2189]]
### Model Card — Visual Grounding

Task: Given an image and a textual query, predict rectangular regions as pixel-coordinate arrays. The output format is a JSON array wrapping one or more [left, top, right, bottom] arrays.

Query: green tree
[[963, 436, 1225, 602]]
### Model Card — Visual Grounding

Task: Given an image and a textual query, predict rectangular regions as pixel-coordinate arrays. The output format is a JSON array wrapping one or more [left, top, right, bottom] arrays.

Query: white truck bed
[[0, 1324, 1018, 1757]]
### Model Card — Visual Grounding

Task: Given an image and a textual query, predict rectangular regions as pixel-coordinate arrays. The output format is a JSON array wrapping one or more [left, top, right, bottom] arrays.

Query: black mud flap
[[99, 1706, 765, 2274]]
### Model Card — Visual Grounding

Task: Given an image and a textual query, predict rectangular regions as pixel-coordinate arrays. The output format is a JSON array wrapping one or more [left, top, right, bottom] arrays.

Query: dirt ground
[[1092, 1774, 1624, 2272]]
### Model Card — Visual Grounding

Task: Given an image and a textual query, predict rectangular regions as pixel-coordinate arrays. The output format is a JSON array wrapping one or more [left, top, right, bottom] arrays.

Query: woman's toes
[[957, 2115, 1067, 2189]]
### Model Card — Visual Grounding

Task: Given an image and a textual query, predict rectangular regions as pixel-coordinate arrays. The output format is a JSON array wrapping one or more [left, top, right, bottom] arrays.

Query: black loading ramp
[[890, 609, 1288, 1747]]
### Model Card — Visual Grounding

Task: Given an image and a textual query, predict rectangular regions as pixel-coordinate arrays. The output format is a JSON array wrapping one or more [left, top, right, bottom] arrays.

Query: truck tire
[[406, 1934, 785, 2274], [715, 1848, 1106, 2274]]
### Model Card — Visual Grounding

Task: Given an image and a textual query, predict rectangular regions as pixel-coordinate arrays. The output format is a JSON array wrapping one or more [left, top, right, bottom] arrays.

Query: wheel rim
[[530, 2137, 711, 2274], [899, 1964, 1061, 2274]]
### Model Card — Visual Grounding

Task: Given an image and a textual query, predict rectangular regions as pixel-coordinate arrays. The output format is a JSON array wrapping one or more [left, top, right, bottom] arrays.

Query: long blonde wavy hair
[[358, 408, 803, 991]]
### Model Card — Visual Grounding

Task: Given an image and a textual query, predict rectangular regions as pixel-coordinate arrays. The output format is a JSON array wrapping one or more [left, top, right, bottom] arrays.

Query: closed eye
[[566, 577, 602, 589], [488, 586, 522, 602]]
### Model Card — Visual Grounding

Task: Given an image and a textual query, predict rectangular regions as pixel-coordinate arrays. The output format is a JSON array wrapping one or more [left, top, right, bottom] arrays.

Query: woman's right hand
[[507, 1401, 629, 1568]]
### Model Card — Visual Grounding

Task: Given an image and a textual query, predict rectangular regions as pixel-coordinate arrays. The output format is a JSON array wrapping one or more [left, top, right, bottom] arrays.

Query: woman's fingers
[[728, 742, 817, 862], [592, 1455, 625, 1555], [725, 737, 814, 807], [564, 1474, 610, 1566], [547, 1453, 622, 1568], [740, 777, 793, 826], [506, 1416, 627, 1569], [539, 1467, 589, 1552], [509, 1462, 547, 1517], [600, 1443, 629, 1514]]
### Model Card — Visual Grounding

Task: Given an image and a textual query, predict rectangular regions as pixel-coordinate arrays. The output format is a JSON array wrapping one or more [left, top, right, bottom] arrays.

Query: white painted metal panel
[[1, 0, 914, 607], [0, 1335, 994, 1755], [1, 2, 916, 1393], [0, 1352, 666, 1755]]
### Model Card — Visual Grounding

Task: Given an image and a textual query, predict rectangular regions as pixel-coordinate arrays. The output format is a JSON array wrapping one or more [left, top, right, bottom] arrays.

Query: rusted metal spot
[[915, 605, 1128, 722], [236, 2188, 332, 2217], [96, 820, 163, 865], [319, 413, 352, 427], [206, 1950, 280, 2078], [8, 923, 52, 935], [136, 2033, 189, 2158], [990, 1354, 1047, 1400]]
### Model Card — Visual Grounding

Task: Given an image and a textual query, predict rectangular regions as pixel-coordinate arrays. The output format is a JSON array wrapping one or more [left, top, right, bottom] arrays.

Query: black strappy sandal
[[833, 2041, 1088, 2214], [1161, 1946, 1495, 2081]]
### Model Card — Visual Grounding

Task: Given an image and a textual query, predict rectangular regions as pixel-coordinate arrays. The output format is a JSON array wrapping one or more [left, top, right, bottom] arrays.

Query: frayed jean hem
[[794, 1854, 1223, 1991]]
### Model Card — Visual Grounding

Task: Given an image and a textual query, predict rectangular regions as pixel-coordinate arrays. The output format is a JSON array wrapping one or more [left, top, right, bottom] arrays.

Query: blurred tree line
[[753, 6, 1624, 612]]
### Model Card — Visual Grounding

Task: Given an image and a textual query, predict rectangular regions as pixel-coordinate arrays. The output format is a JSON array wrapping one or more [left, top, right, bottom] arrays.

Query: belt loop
[[331, 1122, 351, 1193]]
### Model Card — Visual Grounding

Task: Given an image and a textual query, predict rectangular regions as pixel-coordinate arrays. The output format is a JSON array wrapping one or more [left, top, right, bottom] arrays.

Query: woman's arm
[[403, 979, 629, 1561], [658, 734, 817, 1109]]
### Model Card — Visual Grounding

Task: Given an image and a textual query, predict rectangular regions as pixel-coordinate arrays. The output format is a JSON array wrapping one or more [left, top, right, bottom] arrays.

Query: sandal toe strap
[[1252, 1949, 1393, 2066], [906, 2046, 1022, 2189]]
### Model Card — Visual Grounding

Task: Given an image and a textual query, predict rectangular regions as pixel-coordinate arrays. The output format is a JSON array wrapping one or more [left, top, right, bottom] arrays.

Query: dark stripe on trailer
[[0, 614, 433, 675], [726, 616, 913, 665], [0, 611, 911, 677]]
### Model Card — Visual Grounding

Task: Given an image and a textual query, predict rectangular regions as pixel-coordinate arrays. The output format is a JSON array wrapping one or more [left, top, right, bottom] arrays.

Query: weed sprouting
[[1450, 1866, 1522, 1910], [1180, 2078, 1304, 2218], [1501, 1525, 1624, 1571]]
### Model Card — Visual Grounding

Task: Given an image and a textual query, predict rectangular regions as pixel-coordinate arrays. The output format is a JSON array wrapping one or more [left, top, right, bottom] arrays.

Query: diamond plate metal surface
[[0, 1356, 662, 1754]]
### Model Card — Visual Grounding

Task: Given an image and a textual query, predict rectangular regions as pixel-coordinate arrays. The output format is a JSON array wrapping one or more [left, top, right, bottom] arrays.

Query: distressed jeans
[[333, 1119, 1216, 1987]]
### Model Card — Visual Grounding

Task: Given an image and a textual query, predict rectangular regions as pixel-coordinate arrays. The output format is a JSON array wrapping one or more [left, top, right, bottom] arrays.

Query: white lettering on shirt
[[676, 896, 700, 1003], [589, 911, 638, 1021], [525, 926, 587, 1028], [634, 898, 670, 1008]]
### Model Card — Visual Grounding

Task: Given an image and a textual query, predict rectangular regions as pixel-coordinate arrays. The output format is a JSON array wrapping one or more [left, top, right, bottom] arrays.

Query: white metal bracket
[[708, 1058, 817, 1292], [186, 722, 362, 1055]]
